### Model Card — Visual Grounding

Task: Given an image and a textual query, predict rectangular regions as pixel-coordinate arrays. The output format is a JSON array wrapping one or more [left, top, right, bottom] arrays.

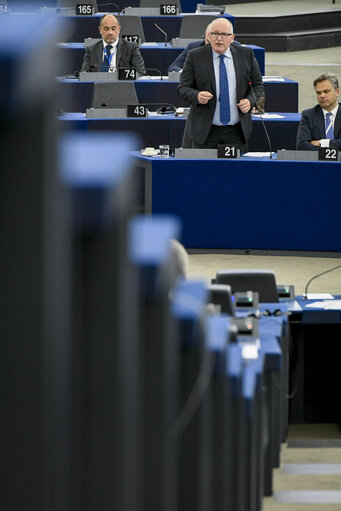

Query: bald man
[[81, 14, 145, 75], [178, 17, 264, 151]]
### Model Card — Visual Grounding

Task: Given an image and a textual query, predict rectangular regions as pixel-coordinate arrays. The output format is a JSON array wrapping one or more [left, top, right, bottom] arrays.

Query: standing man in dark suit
[[178, 17, 264, 151], [296, 72, 341, 151], [81, 14, 146, 75]]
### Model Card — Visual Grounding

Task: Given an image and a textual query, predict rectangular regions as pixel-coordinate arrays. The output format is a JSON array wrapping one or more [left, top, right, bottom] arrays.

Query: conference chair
[[178, 14, 218, 39], [91, 82, 138, 108], [116, 15, 146, 44], [207, 283, 235, 316], [84, 16, 146, 45], [139, 0, 182, 13], [212, 269, 279, 303]]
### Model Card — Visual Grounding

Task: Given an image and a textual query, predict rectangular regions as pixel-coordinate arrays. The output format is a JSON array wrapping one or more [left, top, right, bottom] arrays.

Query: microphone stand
[[304, 264, 341, 299], [154, 23, 168, 47], [249, 81, 273, 159]]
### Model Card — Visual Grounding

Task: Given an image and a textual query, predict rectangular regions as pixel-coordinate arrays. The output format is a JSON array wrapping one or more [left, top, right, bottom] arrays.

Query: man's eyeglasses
[[210, 31, 233, 39]]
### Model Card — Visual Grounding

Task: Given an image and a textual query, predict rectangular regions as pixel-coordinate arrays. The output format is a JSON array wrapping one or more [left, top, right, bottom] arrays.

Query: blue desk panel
[[57, 76, 297, 112], [57, 42, 265, 76], [58, 112, 301, 152], [134, 154, 341, 251]]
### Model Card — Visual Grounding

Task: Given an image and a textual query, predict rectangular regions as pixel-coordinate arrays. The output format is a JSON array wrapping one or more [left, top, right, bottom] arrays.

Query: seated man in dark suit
[[168, 25, 211, 72], [178, 17, 264, 151], [297, 72, 341, 151], [168, 24, 242, 73], [81, 14, 146, 75]]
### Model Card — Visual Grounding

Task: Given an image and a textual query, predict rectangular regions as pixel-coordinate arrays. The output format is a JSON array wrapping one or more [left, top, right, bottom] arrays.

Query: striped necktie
[[219, 54, 230, 125], [325, 112, 334, 139]]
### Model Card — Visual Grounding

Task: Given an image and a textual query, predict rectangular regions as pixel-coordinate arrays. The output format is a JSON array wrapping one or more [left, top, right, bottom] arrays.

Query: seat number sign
[[76, 4, 93, 15], [127, 105, 147, 117], [218, 145, 238, 159]]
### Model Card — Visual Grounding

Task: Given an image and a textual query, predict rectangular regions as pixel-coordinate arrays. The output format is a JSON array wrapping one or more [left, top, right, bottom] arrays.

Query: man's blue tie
[[325, 112, 334, 139], [219, 54, 230, 125], [100, 44, 113, 71]]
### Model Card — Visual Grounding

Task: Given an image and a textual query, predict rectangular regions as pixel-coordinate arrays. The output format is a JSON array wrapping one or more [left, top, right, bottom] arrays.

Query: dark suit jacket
[[296, 103, 341, 151], [81, 38, 146, 75], [168, 39, 242, 72], [168, 40, 204, 72], [178, 43, 264, 146]]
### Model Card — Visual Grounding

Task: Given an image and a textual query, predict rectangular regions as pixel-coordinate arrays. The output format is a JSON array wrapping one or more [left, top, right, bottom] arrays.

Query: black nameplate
[[76, 4, 93, 15], [217, 144, 239, 159], [160, 4, 177, 15], [318, 147, 339, 161], [118, 68, 137, 80], [127, 104, 147, 118], [122, 35, 140, 43]]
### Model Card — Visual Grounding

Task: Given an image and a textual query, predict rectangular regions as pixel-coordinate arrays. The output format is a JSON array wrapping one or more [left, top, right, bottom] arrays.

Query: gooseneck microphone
[[144, 67, 163, 80], [248, 81, 273, 159], [304, 264, 341, 299], [63, 70, 80, 79], [100, 2, 121, 11], [154, 23, 168, 46]]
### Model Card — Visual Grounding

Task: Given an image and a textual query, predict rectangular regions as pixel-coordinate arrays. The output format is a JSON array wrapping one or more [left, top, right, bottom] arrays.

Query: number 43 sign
[[127, 105, 147, 117]]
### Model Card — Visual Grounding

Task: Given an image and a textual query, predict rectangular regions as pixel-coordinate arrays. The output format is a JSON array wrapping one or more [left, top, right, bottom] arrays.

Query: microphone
[[63, 70, 80, 79], [304, 264, 341, 299], [154, 23, 168, 46], [99, 2, 121, 11], [144, 67, 163, 80], [248, 81, 273, 159]]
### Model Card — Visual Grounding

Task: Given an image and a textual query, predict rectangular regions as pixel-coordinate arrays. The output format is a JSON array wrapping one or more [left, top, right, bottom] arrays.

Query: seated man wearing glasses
[[178, 17, 264, 151]]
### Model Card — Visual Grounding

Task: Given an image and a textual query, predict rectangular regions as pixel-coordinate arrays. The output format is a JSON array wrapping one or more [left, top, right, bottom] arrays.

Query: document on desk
[[306, 293, 334, 299], [306, 299, 341, 310], [140, 42, 159, 47], [242, 152, 275, 157], [262, 76, 285, 82], [290, 301, 302, 311], [252, 113, 285, 118], [138, 75, 168, 80]]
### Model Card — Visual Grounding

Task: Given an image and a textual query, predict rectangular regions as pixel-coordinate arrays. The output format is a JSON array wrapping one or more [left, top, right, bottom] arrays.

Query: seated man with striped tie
[[296, 72, 341, 151], [81, 14, 145, 75], [178, 17, 264, 152]]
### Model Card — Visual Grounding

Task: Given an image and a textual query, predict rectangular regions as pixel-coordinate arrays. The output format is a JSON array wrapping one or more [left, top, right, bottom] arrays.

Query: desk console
[[174, 147, 241, 159], [277, 149, 341, 161], [79, 72, 119, 82], [86, 108, 127, 118]]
